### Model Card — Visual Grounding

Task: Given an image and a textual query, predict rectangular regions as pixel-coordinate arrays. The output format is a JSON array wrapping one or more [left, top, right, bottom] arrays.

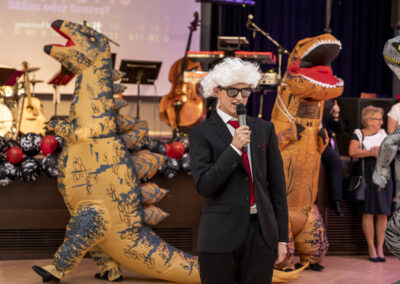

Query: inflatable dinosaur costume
[[373, 35, 400, 263], [270, 34, 344, 269], [31, 19, 200, 283]]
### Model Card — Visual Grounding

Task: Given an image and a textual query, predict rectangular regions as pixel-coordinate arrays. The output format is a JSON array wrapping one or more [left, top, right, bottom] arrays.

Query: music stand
[[0, 67, 23, 86], [119, 60, 162, 120], [48, 65, 75, 119]]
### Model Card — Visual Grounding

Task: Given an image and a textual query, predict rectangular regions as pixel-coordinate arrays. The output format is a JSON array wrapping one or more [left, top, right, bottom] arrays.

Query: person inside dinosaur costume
[[31, 19, 306, 284], [373, 36, 400, 273], [270, 33, 344, 271]]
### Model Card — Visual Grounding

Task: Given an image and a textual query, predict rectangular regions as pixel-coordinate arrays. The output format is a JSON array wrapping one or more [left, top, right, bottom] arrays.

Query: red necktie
[[228, 120, 255, 206]]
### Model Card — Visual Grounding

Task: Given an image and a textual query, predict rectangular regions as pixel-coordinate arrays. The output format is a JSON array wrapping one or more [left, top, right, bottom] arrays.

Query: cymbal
[[27, 67, 40, 72], [29, 79, 44, 84]]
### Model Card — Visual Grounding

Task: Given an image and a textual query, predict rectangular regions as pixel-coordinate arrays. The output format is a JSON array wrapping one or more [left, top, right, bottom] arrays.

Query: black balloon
[[159, 157, 179, 179], [54, 135, 66, 153], [19, 157, 40, 182], [7, 139, 20, 148], [147, 138, 160, 152], [42, 153, 59, 177], [20, 133, 42, 157], [160, 168, 177, 179], [0, 137, 8, 155], [0, 161, 17, 186], [167, 157, 180, 172], [156, 143, 167, 155], [180, 153, 191, 172]]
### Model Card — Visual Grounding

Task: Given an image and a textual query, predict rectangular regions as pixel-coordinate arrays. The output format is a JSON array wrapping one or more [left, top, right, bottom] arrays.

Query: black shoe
[[294, 263, 302, 270], [378, 257, 386, 262], [95, 270, 123, 282], [309, 263, 325, 271], [32, 266, 60, 283], [334, 201, 344, 216], [369, 257, 379, 262]]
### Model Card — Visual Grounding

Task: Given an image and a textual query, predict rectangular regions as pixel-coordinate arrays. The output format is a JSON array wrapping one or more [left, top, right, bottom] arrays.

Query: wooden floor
[[1, 256, 399, 284]]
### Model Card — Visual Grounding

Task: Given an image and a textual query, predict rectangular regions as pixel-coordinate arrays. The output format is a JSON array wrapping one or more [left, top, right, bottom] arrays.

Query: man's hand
[[274, 243, 287, 265], [231, 125, 251, 150]]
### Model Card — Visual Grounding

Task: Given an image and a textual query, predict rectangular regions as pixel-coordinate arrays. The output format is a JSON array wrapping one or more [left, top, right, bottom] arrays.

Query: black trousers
[[198, 215, 277, 284], [321, 144, 343, 201]]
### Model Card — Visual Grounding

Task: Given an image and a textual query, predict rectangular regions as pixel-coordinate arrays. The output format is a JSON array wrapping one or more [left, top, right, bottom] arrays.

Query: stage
[[1, 256, 398, 284]]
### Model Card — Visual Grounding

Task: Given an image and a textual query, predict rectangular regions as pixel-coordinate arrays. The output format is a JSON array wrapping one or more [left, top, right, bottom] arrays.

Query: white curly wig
[[200, 57, 261, 98]]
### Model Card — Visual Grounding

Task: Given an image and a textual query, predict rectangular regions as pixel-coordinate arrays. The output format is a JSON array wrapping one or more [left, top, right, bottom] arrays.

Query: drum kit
[[0, 64, 44, 139]]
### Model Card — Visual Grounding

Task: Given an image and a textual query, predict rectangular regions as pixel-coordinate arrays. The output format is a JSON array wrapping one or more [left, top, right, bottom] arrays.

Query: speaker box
[[336, 97, 396, 156]]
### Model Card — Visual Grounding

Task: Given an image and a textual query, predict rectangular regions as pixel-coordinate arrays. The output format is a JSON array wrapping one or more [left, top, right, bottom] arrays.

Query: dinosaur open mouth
[[44, 20, 75, 53], [289, 40, 343, 87]]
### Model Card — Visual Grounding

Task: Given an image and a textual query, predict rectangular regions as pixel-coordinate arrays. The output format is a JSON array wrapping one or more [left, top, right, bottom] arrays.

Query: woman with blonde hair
[[348, 105, 393, 262]]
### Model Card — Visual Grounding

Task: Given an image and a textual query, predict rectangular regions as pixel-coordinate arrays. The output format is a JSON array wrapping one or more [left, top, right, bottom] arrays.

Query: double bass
[[159, 12, 205, 131]]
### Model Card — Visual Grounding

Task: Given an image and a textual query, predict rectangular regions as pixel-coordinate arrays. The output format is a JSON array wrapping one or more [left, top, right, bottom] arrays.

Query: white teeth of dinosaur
[[298, 74, 343, 88], [301, 40, 341, 59]]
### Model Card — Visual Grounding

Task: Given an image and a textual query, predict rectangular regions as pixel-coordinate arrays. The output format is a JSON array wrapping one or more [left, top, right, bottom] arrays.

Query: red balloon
[[6, 146, 23, 164], [41, 135, 58, 156], [170, 141, 185, 159], [165, 143, 173, 157]]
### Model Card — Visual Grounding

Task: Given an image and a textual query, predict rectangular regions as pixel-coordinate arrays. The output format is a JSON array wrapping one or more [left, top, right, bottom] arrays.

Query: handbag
[[343, 130, 367, 201]]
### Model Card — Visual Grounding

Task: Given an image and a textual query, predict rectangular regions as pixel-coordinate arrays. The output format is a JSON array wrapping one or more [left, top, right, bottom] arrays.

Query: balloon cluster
[[133, 135, 192, 179], [0, 133, 65, 186]]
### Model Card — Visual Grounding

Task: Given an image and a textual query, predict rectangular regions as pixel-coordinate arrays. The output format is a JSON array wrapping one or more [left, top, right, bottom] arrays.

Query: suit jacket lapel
[[210, 112, 232, 147]]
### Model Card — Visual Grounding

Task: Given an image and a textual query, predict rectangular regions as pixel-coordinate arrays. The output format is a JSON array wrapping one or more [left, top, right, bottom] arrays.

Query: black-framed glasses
[[218, 86, 252, 98]]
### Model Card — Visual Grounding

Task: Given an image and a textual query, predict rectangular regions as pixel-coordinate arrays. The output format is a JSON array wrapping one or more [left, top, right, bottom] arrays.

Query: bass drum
[[0, 103, 13, 137]]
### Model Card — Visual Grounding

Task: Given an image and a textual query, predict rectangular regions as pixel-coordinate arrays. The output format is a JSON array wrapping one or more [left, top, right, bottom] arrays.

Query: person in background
[[189, 58, 288, 284], [321, 100, 344, 216], [348, 105, 393, 262]]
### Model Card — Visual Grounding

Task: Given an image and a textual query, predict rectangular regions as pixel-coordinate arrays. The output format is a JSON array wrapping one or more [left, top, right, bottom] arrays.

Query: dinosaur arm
[[275, 123, 305, 151], [47, 119, 75, 140], [189, 126, 243, 198], [373, 132, 400, 187]]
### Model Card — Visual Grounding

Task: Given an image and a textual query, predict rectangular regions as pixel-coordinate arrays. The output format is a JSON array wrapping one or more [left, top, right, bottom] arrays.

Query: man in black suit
[[189, 58, 288, 284]]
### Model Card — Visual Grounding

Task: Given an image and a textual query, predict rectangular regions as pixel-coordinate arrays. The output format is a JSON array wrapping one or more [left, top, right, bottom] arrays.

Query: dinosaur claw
[[32, 265, 60, 283], [94, 271, 123, 282]]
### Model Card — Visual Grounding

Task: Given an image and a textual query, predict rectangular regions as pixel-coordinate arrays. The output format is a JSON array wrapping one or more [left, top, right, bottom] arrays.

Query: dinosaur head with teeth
[[284, 33, 343, 101]]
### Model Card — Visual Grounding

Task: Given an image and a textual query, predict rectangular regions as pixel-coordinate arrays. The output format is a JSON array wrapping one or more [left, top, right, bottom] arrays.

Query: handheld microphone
[[246, 14, 253, 28], [236, 103, 248, 153]]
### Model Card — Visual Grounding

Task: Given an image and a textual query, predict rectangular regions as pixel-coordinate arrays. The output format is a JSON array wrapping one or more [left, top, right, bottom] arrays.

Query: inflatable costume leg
[[294, 205, 329, 265], [90, 247, 123, 281], [33, 202, 111, 282]]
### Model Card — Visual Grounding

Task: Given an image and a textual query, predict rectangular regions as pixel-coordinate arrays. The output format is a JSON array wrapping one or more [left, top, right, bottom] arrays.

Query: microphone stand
[[246, 17, 289, 84]]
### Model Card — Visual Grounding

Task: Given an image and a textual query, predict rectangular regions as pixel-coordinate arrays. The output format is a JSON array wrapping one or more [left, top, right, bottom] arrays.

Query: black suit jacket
[[189, 112, 288, 253]]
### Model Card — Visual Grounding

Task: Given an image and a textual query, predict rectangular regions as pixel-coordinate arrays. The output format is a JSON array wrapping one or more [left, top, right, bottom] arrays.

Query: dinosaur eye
[[392, 42, 400, 52]]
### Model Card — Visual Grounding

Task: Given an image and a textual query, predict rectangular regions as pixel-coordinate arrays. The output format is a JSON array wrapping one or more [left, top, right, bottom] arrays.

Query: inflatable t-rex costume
[[373, 35, 400, 264], [270, 34, 344, 269]]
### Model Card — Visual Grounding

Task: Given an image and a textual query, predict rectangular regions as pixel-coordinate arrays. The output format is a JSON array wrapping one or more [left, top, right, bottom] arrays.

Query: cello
[[159, 12, 205, 132]]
